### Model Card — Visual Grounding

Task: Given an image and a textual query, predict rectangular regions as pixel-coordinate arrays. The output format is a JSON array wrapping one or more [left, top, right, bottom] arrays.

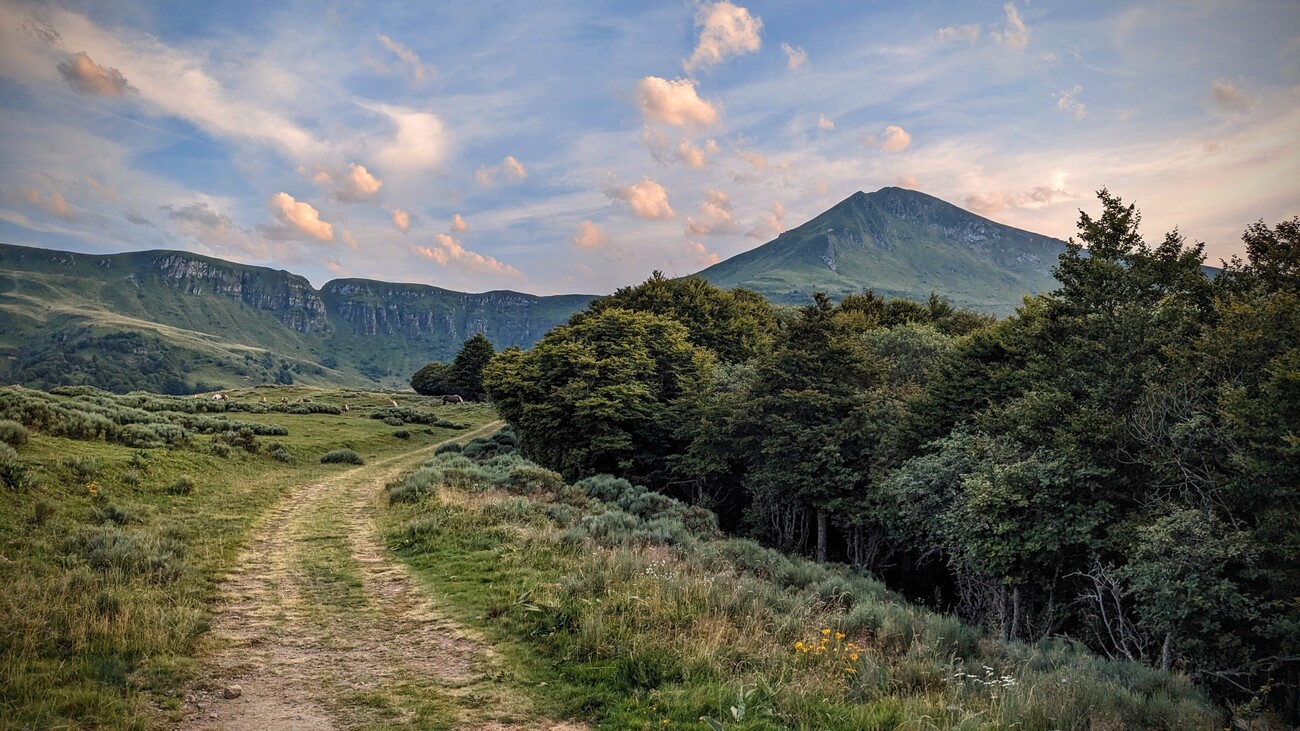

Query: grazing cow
[[342, 403, 350, 412], [441, 394, 464, 405], [281, 397, 289, 405], [212, 393, 228, 401], [260, 396, 268, 404], [298, 397, 312, 404], [389, 399, 399, 407]]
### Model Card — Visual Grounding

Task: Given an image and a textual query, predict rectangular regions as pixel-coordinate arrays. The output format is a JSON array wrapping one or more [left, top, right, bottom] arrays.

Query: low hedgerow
[[320, 448, 364, 465], [370, 406, 460, 428]]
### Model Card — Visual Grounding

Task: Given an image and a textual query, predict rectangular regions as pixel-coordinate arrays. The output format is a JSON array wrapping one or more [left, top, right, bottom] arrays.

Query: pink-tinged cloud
[[642, 129, 718, 168], [897, 174, 920, 189], [475, 155, 528, 186], [685, 2, 763, 72], [966, 177, 1072, 214], [391, 208, 411, 233], [341, 229, 359, 250], [738, 149, 767, 168], [451, 213, 468, 232], [340, 163, 383, 201], [608, 178, 675, 220], [267, 192, 334, 242], [780, 42, 808, 70], [571, 220, 609, 249], [881, 125, 912, 153], [747, 201, 785, 239], [937, 24, 981, 44], [1056, 85, 1087, 119], [411, 233, 521, 277], [818, 114, 834, 130], [685, 240, 721, 267], [11, 188, 77, 220], [58, 51, 133, 96], [377, 34, 432, 82], [1211, 80, 1253, 113], [679, 138, 719, 169], [992, 3, 1029, 50], [634, 77, 720, 128], [686, 189, 738, 236]]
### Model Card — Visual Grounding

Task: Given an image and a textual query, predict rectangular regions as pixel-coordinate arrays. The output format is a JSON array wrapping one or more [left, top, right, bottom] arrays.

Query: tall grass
[[383, 435, 1220, 730]]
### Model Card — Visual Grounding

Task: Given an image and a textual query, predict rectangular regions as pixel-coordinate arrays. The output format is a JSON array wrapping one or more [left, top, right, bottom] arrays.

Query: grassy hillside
[[696, 187, 1068, 314], [380, 437, 1220, 730], [0, 243, 593, 392]]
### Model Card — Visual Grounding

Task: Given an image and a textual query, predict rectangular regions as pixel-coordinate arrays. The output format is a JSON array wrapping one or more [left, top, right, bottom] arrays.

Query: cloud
[[571, 220, 608, 249], [411, 233, 521, 277], [684, 240, 721, 267], [310, 162, 383, 202], [450, 213, 467, 232], [368, 104, 448, 174], [686, 189, 738, 236], [161, 201, 261, 255], [685, 2, 763, 72], [341, 229, 358, 250], [897, 174, 920, 189], [780, 42, 808, 70], [9, 188, 76, 220], [475, 155, 528, 186], [738, 149, 767, 168], [965, 177, 1072, 214], [1211, 80, 1253, 113], [881, 125, 912, 153], [391, 207, 411, 233], [817, 114, 834, 130], [644, 128, 719, 168], [608, 178, 675, 220], [266, 192, 334, 241], [1056, 85, 1087, 119], [57, 51, 132, 95], [377, 34, 432, 82], [937, 24, 981, 44], [991, 3, 1029, 50], [634, 76, 720, 128], [747, 201, 785, 239]]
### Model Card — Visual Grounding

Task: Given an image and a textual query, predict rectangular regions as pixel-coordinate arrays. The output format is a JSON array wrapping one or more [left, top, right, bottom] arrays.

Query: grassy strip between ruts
[[0, 384, 495, 730], [381, 431, 1222, 731]]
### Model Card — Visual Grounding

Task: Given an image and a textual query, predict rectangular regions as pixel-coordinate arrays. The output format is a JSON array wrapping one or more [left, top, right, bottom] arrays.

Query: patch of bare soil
[[181, 424, 584, 730]]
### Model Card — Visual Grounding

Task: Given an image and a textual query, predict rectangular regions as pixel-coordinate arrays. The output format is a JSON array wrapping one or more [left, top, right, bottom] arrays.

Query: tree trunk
[[815, 508, 828, 563], [1009, 585, 1022, 641], [1159, 632, 1174, 671]]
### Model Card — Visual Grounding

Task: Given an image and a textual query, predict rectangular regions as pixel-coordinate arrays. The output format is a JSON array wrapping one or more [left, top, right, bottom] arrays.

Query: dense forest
[[482, 191, 1299, 720]]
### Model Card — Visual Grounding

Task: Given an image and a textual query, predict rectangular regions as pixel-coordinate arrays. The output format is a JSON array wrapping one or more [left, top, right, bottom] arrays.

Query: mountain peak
[[693, 188, 1069, 314]]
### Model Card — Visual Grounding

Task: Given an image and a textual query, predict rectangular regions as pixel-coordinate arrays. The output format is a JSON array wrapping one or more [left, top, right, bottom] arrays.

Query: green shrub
[[94, 503, 134, 525], [434, 442, 463, 455], [321, 448, 364, 465], [384, 416, 405, 426], [63, 525, 184, 583], [212, 427, 259, 453], [393, 429, 411, 439], [164, 477, 194, 496], [270, 446, 292, 463], [1, 443, 34, 491], [0, 419, 28, 446], [62, 455, 101, 483], [120, 469, 142, 487]]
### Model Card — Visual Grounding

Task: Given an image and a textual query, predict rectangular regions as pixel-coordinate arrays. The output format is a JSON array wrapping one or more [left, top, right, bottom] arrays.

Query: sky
[[0, 1, 1297, 296]]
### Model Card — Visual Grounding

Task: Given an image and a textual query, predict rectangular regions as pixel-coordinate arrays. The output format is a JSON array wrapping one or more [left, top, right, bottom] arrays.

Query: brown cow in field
[[441, 394, 464, 405], [389, 399, 399, 407], [342, 403, 350, 412], [212, 393, 228, 401]]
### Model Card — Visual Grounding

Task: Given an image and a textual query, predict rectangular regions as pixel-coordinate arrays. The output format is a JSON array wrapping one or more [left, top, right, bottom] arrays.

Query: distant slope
[[695, 187, 1069, 313], [0, 243, 593, 392]]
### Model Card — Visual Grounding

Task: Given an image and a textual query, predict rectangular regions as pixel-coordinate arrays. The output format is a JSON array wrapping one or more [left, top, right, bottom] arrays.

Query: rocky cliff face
[[147, 254, 331, 333], [320, 279, 577, 346]]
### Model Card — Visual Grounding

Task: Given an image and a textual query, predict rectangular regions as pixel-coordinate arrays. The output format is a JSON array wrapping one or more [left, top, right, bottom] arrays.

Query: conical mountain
[[694, 187, 1069, 313]]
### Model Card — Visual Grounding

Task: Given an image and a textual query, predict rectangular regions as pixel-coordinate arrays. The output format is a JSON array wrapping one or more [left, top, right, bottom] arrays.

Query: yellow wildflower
[[794, 641, 804, 651], [835, 632, 845, 641], [821, 628, 831, 636], [849, 652, 859, 661]]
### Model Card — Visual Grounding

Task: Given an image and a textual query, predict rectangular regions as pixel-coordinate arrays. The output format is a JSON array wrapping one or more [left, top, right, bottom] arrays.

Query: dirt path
[[181, 424, 582, 730]]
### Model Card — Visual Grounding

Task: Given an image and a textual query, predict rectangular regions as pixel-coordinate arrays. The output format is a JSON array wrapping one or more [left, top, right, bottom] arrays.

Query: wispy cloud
[[58, 51, 133, 95], [377, 34, 432, 82], [780, 42, 808, 70]]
